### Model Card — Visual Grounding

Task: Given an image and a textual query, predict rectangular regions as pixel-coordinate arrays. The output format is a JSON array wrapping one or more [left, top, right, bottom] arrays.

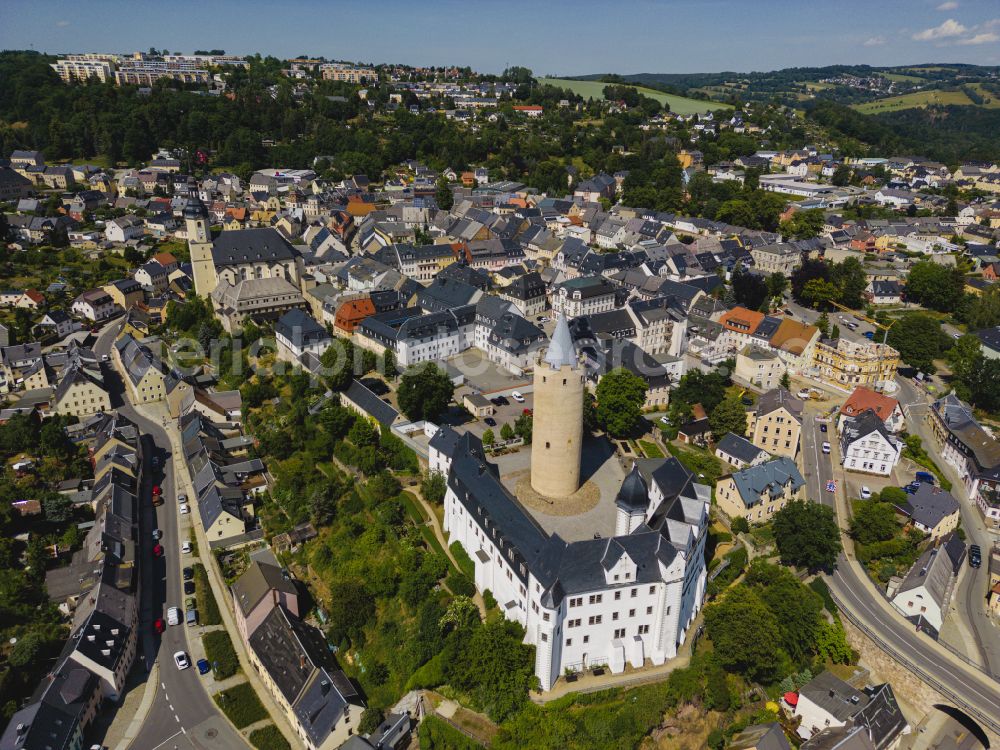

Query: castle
[[431, 321, 710, 691]]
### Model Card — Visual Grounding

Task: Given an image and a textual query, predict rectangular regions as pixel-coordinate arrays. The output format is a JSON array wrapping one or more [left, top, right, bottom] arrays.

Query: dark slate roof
[[799, 671, 870, 722], [275, 309, 330, 348], [211, 228, 298, 267], [343, 379, 399, 427], [616, 462, 650, 513], [976, 325, 1000, 353], [839, 409, 896, 453], [717, 432, 767, 464], [730, 722, 792, 750], [756, 388, 804, 420], [896, 484, 959, 530], [416, 277, 481, 313], [730, 458, 805, 510]]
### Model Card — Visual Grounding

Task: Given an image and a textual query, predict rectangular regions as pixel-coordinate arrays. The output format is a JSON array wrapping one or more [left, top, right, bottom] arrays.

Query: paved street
[[794, 363, 1000, 737], [91, 324, 250, 750]]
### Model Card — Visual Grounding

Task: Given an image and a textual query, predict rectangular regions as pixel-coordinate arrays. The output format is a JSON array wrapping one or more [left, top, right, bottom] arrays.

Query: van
[[186, 608, 198, 626], [167, 607, 180, 626]]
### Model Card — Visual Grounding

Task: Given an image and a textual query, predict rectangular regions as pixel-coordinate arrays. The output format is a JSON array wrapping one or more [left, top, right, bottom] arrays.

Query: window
[[628, 609, 635, 617], [614, 591, 621, 601], [543, 613, 550, 622], [566, 638, 572, 647], [568, 619, 581, 628], [569, 597, 582, 608], [638, 624, 650, 635], [614, 628, 626, 639], [648, 586, 655, 595], [588, 615, 602, 625], [540, 633, 548, 642], [588, 594, 603, 605], [631, 588, 638, 598], [612, 612, 619, 621], [583, 635, 589, 644]]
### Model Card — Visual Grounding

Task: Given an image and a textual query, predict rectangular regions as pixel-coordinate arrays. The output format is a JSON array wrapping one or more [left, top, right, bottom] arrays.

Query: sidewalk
[[134, 401, 300, 750]]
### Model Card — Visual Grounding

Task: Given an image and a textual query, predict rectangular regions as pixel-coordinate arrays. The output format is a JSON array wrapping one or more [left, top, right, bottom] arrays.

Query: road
[[893, 376, 1000, 677], [795, 369, 1000, 737], [93, 324, 249, 750]]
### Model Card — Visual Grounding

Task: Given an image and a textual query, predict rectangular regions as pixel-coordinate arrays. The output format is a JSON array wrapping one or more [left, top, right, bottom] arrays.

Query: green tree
[[904, 262, 965, 313], [500, 423, 515, 441], [704, 585, 786, 683], [780, 372, 791, 390], [780, 209, 825, 240], [947, 334, 983, 383], [450, 618, 536, 722], [325, 580, 375, 644], [482, 429, 495, 448], [772, 500, 842, 572], [831, 164, 852, 186], [816, 312, 830, 338], [732, 266, 769, 310], [709, 397, 747, 441], [435, 176, 454, 211], [887, 313, 946, 374], [359, 707, 385, 735], [767, 272, 789, 301], [420, 471, 447, 504], [513, 414, 533, 444], [439, 596, 480, 633], [850, 499, 899, 545], [594, 368, 648, 438], [967, 357, 1000, 412], [397, 363, 455, 422]]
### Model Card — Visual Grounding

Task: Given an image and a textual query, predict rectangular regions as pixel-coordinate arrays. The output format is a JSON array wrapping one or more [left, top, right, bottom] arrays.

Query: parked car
[[797, 389, 811, 399], [184, 581, 196, 595], [182, 567, 194, 581], [186, 608, 198, 626], [522, 408, 533, 416], [859, 486, 872, 500], [820, 424, 827, 433], [152, 485, 162, 496], [153, 618, 165, 634], [178, 493, 188, 504], [659, 416, 671, 425], [181, 541, 192, 554], [863, 331, 875, 340], [167, 607, 180, 626], [490, 397, 503, 406], [495, 396, 508, 406], [915, 471, 935, 484], [969, 544, 982, 568], [822, 442, 831, 454], [173, 651, 190, 670], [152, 529, 162, 541], [511, 391, 525, 403], [197, 658, 211, 675], [484, 417, 497, 427], [152, 544, 164, 558], [179, 503, 190, 515]]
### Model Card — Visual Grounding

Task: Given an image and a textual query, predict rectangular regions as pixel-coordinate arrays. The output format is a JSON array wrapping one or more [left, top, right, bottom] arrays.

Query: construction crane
[[826, 301, 895, 344]]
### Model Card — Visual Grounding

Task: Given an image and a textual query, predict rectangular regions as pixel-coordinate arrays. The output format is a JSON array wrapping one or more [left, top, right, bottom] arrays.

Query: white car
[[797, 389, 811, 399], [179, 503, 190, 515], [511, 391, 525, 403], [173, 651, 190, 670], [859, 486, 872, 500], [167, 607, 180, 626], [181, 541, 192, 554], [822, 442, 831, 454], [953, 332, 961, 339], [152, 529, 162, 541], [659, 416, 670, 425]]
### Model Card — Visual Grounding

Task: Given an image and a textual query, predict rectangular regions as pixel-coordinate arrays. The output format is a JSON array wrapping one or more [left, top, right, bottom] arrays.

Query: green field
[[882, 72, 924, 83], [540, 77, 730, 115], [853, 88, 974, 114]]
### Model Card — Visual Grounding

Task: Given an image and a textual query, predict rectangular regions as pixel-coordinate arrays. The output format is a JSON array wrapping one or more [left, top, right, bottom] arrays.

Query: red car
[[153, 618, 165, 634], [522, 408, 533, 416], [152, 485, 162, 496], [153, 544, 164, 558]]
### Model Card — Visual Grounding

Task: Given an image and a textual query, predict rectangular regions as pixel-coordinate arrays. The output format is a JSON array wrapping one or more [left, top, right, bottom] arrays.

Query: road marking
[[149, 730, 183, 750]]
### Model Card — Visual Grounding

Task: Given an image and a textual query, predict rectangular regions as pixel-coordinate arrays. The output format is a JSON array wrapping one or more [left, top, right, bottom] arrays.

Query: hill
[[540, 77, 730, 115]]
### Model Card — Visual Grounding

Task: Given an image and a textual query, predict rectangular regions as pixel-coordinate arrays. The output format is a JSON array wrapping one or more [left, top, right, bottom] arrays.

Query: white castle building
[[430, 427, 710, 691]]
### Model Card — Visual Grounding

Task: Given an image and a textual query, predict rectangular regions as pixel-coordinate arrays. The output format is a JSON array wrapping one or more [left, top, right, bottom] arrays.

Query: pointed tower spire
[[544, 313, 577, 369]]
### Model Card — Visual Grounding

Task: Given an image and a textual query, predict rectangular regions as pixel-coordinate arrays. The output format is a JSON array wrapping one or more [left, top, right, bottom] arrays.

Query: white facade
[[434, 432, 710, 692], [841, 429, 901, 476], [105, 216, 145, 244]]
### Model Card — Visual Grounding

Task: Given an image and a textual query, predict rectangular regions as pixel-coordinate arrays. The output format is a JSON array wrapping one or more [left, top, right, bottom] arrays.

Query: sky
[[2, 0, 999, 74]]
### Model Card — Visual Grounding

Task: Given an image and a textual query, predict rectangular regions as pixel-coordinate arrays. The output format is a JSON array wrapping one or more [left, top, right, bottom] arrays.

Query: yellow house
[[113, 334, 167, 405], [716, 457, 806, 524], [54, 366, 111, 418], [746, 389, 804, 459], [812, 338, 900, 389], [102, 279, 144, 311], [251, 209, 277, 225]]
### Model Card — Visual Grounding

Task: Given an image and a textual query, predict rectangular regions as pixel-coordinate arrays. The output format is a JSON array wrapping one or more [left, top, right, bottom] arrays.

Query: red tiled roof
[[840, 386, 899, 421]]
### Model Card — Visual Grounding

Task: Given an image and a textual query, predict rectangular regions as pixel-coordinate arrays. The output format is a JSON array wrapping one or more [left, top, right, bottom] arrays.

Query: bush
[[731, 517, 750, 534], [448, 573, 476, 597], [450, 541, 476, 580], [808, 577, 837, 616], [482, 589, 497, 610], [419, 715, 481, 750], [214, 682, 267, 728], [249, 725, 291, 750], [193, 563, 222, 626], [203, 630, 239, 679], [359, 707, 385, 735]]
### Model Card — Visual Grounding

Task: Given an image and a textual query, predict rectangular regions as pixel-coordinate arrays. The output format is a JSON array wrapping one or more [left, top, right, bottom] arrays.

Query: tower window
[[546, 442, 550, 449], [563, 379, 567, 385]]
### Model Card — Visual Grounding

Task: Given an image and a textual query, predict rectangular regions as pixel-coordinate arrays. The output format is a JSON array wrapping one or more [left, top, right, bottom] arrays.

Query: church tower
[[185, 195, 216, 297], [530, 313, 584, 498]]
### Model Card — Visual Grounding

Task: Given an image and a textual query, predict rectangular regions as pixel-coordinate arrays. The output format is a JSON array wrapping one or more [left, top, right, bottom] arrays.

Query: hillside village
[[1, 52, 1000, 750]]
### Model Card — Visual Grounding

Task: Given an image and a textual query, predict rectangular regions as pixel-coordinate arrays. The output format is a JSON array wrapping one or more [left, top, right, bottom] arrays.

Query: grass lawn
[[853, 88, 974, 114], [882, 72, 925, 83], [539, 77, 730, 115], [202, 630, 239, 679], [248, 725, 291, 750], [213, 682, 268, 729], [193, 563, 222, 625], [666, 442, 724, 485], [637, 440, 665, 458]]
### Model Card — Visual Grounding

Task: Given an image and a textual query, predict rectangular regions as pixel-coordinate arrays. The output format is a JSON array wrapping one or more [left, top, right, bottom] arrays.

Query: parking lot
[[454, 387, 534, 441], [445, 348, 532, 395]]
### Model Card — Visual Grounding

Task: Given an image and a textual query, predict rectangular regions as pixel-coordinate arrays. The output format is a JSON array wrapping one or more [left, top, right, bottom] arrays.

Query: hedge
[[419, 715, 483, 749], [214, 682, 267, 728], [249, 725, 291, 750], [449, 542, 475, 581], [202, 629, 239, 679], [193, 563, 222, 626]]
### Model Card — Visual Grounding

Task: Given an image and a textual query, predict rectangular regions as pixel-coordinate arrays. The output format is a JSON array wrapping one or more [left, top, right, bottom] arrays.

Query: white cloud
[[936, 1, 958, 10], [913, 18, 967, 40], [863, 36, 887, 46], [958, 31, 1000, 44], [55, 20, 70, 27]]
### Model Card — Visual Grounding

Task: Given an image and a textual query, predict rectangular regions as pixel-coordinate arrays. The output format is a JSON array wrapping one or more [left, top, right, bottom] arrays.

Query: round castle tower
[[530, 313, 585, 498]]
